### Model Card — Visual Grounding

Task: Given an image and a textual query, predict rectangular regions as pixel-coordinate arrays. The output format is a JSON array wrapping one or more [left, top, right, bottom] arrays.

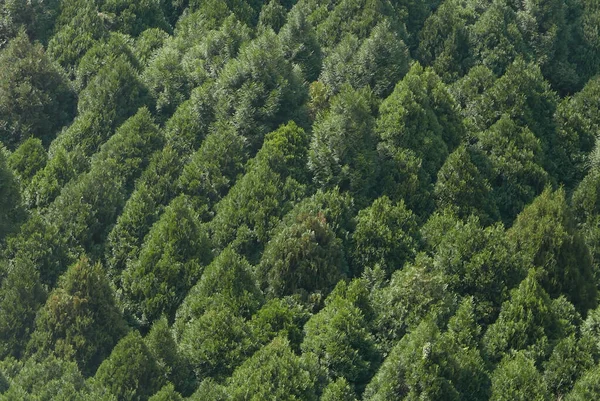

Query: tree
[[474, 115, 548, 223], [47, 2, 108, 75], [278, 3, 322, 81], [177, 303, 255, 381], [0, 0, 60, 45], [145, 317, 194, 395], [121, 195, 213, 325], [508, 187, 597, 313], [0, 146, 23, 242], [258, 211, 346, 298], [0, 258, 46, 359], [214, 30, 307, 152], [0, 354, 115, 401], [148, 384, 183, 401], [434, 145, 499, 224], [371, 254, 456, 353], [490, 352, 550, 401], [7, 137, 47, 185], [174, 248, 263, 338], [0, 31, 76, 149], [209, 122, 309, 259], [482, 270, 572, 364], [308, 85, 378, 207], [567, 365, 600, 401], [376, 63, 464, 213], [226, 337, 318, 401], [301, 292, 379, 391], [98, 0, 170, 37], [95, 331, 165, 401], [352, 196, 419, 277], [105, 146, 183, 277], [27, 257, 127, 376]]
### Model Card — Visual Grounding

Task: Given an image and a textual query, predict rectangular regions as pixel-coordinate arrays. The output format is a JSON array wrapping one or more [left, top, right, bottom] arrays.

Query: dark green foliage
[[2, 0, 600, 396], [105, 146, 183, 276], [226, 337, 318, 400], [121, 195, 213, 325], [320, 22, 410, 98], [7, 137, 47, 185], [249, 297, 310, 351], [567, 365, 600, 401], [99, 0, 171, 37], [0, 258, 46, 359], [321, 378, 358, 401], [177, 123, 247, 211], [177, 303, 255, 381], [371, 254, 457, 352], [474, 116, 548, 223], [376, 63, 464, 213], [352, 196, 419, 276], [490, 352, 550, 401], [508, 188, 597, 313], [145, 317, 194, 395], [215, 30, 308, 151], [95, 331, 165, 401], [27, 257, 127, 376], [279, 3, 322, 81], [424, 212, 524, 323], [258, 211, 346, 298], [301, 290, 379, 390], [0, 31, 76, 149], [210, 122, 309, 257], [434, 145, 499, 224], [148, 384, 183, 401], [0, 147, 23, 242], [0, 0, 60, 44], [47, 3, 108, 74], [0, 355, 114, 401], [364, 316, 489, 401], [175, 248, 263, 336], [308, 85, 378, 206], [482, 269, 573, 364]]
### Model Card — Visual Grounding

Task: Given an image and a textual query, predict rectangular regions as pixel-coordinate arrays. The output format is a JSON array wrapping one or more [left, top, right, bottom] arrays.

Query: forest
[[0, 0, 600, 399]]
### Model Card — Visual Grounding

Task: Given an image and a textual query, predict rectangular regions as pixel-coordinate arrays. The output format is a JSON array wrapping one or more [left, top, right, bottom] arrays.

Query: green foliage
[[258, 211, 346, 298], [95, 331, 164, 401], [175, 248, 263, 336], [99, 0, 170, 37], [7, 137, 47, 185], [214, 30, 308, 151], [376, 63, 464, 213], [177, 303, 255, 381], [321, 378, 358, 401], [308, 85, 378, 206], [371, 254, 457, 352], [226, 337, 318, 401], [352, 196, 419, 276], [0, 31, 76, 149], [121, 195, 213, 324], [424, 212, 524, 323], [27, 257, 127, 376], [490, 351, 550, 401], [0, 354, 114, 401], [567, 364, 600, 401], [0, 258, 46, 359], [482, 269, 571, 364], [434, 145, 499, 224], [301, 291, 379, 390], [148, 384, 183, 401], [210, 121, 309, 258], [0, 146, 23, 241], [145, 317, 194, 395], [474, 115, 548, 223], [508, 187, 597, 313]]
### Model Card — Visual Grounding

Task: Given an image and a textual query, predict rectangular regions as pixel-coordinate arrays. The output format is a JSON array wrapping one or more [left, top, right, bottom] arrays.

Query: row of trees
[[1, 0, 600, 399]]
